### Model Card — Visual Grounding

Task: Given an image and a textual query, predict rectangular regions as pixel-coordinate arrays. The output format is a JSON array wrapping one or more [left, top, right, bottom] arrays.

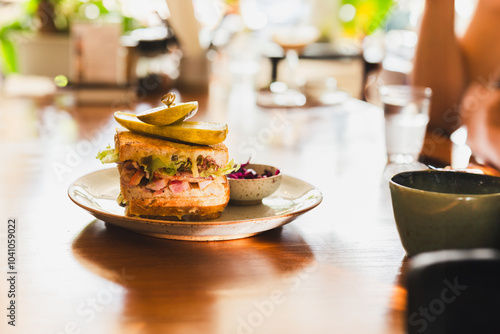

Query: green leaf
[[340, 0, 394, 36], [200, 160, 239, 178], [0, 37, 18, 74], [146, 156, 178, 177], [96, 146, 119, 164]]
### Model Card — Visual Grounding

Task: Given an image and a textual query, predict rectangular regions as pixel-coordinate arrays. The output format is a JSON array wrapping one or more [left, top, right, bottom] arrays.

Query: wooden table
[[2, 84, 423, 334]]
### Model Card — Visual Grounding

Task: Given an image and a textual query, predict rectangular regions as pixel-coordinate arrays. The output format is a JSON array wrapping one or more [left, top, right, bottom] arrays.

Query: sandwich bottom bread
[[111, 130, 235, 220]]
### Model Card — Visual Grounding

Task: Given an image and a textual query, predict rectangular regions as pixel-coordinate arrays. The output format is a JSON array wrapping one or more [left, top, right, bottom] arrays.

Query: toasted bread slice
[[115, 130, 228, 167], [124, 182, 229, 220]]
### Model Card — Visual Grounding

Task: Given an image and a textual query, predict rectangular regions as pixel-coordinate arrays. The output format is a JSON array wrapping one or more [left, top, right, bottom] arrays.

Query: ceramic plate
[[68, 168, 322, 241]]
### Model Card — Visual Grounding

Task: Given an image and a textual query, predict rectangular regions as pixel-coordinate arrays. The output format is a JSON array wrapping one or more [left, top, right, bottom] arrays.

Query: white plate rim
[[68, 168, 323, 238]]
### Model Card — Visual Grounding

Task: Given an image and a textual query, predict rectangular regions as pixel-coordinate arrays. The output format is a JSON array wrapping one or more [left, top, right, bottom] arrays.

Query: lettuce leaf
[[96, 146, 119, 164], [145, 156, 178, 178], [116, 193, 127, 206], [200, 159, 239, 178], [146, 156, 238, 179], [97, 144, 239, 180]]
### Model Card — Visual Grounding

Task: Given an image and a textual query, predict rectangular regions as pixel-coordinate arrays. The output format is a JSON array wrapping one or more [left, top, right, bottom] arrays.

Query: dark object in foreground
[[406, 249, 500, 334]]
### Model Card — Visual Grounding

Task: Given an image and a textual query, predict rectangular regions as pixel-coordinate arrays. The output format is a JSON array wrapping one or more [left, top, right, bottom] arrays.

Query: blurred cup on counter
[[304, 77, 350, 105], [305, 77, 337, 101], [380, 85, 432, 165]]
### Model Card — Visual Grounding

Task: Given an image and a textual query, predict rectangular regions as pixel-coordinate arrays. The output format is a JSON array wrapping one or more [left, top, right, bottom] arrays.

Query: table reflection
[[72, 220, 315, 333]]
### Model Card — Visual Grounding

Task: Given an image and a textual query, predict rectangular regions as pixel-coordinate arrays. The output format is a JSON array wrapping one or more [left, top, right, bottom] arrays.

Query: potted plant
[[0, 0, 137, 76]]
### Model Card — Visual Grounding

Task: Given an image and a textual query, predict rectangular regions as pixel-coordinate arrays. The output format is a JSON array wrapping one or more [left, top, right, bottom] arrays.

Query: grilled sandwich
[[99, 130, 236, 220]]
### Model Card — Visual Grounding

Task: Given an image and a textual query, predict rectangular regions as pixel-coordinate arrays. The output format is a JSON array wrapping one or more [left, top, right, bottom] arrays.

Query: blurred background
[[0, 0, 478, 106]]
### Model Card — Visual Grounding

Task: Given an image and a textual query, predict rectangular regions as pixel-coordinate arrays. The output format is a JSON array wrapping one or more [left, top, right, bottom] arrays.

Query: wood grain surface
[[1, 85, 452, 334]]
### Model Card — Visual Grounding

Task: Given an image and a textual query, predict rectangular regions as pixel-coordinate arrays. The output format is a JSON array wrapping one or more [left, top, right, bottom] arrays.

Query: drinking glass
[[255, 25, 318, 108], [252, 0, 318, 108], [380, 85, 432, 177], [273, 25, 319, 86]]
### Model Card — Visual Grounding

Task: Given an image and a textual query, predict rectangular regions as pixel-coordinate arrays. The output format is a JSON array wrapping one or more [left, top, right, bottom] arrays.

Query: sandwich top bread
[[115, 130, 229, 177]]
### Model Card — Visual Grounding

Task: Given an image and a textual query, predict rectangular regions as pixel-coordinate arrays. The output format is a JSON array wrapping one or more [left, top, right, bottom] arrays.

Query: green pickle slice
[[137, 102, 198, 126], [114, 112, 227, 146]]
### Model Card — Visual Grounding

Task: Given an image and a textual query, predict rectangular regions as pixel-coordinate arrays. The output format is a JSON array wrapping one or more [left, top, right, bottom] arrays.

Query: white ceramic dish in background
[[228, 164, 281, 205], [304, 77, 350, 105], [68, 168, 322, 241]]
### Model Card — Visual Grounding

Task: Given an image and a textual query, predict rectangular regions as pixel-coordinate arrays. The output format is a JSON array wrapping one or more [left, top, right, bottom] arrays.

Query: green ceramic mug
[[389, 170, 500, 256]]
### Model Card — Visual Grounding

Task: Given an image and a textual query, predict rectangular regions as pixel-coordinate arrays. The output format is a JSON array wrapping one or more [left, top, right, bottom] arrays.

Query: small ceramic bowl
[[228, 164, 282, 205], [390, 170, 500, 257]]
